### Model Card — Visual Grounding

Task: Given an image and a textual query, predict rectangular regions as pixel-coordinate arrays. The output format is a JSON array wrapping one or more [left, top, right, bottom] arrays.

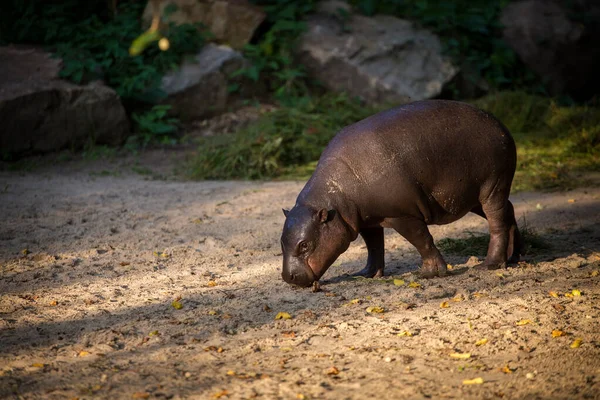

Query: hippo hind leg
[[388, 217, 448, 278], [353, 227, 385, 278], [474, 199, 522, 269]]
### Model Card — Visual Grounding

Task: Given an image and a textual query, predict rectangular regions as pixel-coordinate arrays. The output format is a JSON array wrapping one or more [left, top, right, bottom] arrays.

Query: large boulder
[[0, 46, 129, 155], [160, 43, 257, 120], [297, 3, 458, 104], [501, 0, 600, 100], [142, 0, 265, 50]]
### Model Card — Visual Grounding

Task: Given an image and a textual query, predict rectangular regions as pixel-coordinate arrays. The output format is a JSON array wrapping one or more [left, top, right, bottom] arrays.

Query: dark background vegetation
[[1, 0, 598, 190]]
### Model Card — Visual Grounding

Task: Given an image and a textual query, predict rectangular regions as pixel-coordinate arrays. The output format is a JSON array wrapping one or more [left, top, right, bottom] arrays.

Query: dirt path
[[1, 156, 599, 400]]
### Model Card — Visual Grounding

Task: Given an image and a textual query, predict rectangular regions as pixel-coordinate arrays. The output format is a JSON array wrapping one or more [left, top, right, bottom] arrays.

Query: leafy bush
[[130, 105, 180, 147]]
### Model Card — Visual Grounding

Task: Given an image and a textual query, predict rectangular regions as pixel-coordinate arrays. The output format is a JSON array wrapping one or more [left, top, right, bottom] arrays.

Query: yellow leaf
[[475, 338, 488, 346], [207, 281, 217, 287], [551, 329, 565, 338], [149, 330, 159, 336], [570, 338, 583, 348], [515, 319, 532, 326], [591, 270, 599, 277], [452, 295, 463, 302], [297, 394, 306, 400], [275, 312, 292, 320], [397, 330, 413, 337], [496, 272, 504, 278], [21, 248, 30, 255], [564, 293, 574, 298], [49, 300, 58, 306], [132, 393, 150, 399], [326, 366, 340, 375], [172, 300, 183, 310], [349, 298, 361, 305], [572, 289, 581, 296], [440, 301, 450, 308], [567, 199, 576, 203], [462, 377, 484, 385], [212, 390, 229, 399], [226, 370, 236, 376], [79, 351, 90, 357], [450, 353, 471, 359], [366, 306, 384, 313], [447, 263, 454, 270], [501, 365, 514, 374], [393, 279, 405, 286], [208, 310, 217, 315], [549, 291, 559, 298], [408, 282, 421, 289], [31, 363, 45, 368]]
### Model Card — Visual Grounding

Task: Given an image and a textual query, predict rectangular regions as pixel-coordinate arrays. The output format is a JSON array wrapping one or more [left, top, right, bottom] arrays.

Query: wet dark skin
[[281, 100, 522, 287]]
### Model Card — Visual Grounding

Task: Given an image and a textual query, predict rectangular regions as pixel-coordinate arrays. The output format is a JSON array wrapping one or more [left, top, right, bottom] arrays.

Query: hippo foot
[[473, 262, 507, 271], [416, 259, 448, 279], [352, 265, 384, 279]]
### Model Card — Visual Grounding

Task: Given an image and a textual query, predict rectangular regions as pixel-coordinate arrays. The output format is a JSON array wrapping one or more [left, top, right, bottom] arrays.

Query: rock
[[0, 46, 129, 155], [160, 43, 257, 120], [501, 0, 600, 100], [297, 7, 458, 104], [142, 0, 265, 50]]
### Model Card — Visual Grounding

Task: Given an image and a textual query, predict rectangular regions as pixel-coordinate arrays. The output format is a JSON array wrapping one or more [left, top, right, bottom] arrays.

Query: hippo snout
[[282, 258, 316, 287]]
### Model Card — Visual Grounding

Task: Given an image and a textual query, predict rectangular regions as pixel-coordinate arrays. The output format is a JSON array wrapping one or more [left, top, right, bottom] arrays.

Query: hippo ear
[[282, 208, 290, 217], [318, 208, 336, 223]]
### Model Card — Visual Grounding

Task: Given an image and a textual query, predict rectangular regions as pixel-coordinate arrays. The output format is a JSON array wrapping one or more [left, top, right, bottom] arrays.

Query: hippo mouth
[[282, 258, 318, 287]]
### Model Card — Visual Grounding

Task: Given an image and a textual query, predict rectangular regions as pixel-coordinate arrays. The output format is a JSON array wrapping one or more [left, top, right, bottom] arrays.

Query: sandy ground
[[1, 152, 599, 400]]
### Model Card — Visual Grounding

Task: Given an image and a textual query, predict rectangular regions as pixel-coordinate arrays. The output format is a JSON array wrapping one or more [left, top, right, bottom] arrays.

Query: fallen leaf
[[325, 292, 337, 297], [450, 353, 471, 359], [408, 282, 421, 289], [572, 289, 582, 296], [591, 270, 599, 277], [208, 310, 218, 315], [79, 351, 90, 357], [440, 301, 450, 308], [535, 203, 543, 210], [452, 295, 463, 302], [463, 377, 484, 385], [282, 331, 296, 338], [326, 366, 340, 375], [207, 281, 217, 287], [222, 313, 232, 319], [552, 329, 565, 338], [515, 319, 532, 326], [49, 300, 58, 306], [501, 365, 515, 374], [31, 363, 45, 368], [132, 393, 150, 399], [397, 331, 413, 337], [564, 292, 574, 298], [149, 330, 159, 336], [553, 303, 566, 312], [21, 248, 30, 255], [549, 291, 559, 298], [393, 279, 405, 286], [172, 300, 183, 310], [570, 338, 583, 348], [275, 312, 292, 320], [212, 390, 229, 399], [263, 304, 272, 312], [226, 370, 236, 376], [350, 298, 361, 304], [297, 394, 306, 400], [366, 306, 384, 313], [475, 338, 488, 346], [120, 261, 130, 266], [472, 292, 486, 298], [446, 263, 454, 270], [496, 272, 504, 278], [567, 199, 576, 203]]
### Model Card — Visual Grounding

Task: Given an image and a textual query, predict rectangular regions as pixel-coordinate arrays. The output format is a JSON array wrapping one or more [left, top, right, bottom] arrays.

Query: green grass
[[188, 91, 599, 191]]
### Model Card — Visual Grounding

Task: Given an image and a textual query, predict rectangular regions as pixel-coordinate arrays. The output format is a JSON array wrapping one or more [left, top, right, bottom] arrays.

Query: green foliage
[[130, 105, 180, 147], [1, 0, 207, 103], [349, 0, 541, 92], [237, 0, 317, 102], [473, 92, 600, 191], [188, 94, 378, 179]]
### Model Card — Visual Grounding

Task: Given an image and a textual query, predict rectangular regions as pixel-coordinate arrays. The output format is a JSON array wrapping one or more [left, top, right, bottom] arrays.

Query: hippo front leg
[[388, 217, 447, 278], [353, 227, 385, 278]]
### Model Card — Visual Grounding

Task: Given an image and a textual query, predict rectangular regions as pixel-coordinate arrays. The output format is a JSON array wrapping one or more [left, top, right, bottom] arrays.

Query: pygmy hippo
[[281, 100, 521, 287]]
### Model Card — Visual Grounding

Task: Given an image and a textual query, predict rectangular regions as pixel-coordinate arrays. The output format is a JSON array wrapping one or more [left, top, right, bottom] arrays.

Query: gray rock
[[297, 10, 458, 104], [501, 0, 600, 99], [0, 46, 129, 155], [160, 43, 250, 120]]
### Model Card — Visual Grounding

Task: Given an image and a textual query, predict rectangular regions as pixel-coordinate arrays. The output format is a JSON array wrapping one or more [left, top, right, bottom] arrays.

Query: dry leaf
[[49, 300, 58, 306], [591, 270, 599, 277], [212, 390, 229, 399], [447, 263, 454, 270], [207, 281, 217, 287], [553, 303, 566, 313], [564, 292, 574, 298], [297, 394, 306, 400], [31, 363, 45, 368], [393, 279, 405, 286], [571, 289, 581, 296], [263, 304, 272, 312], [397, 331, 413, 337], [570, 338, 583, 348], [120, 261, 130, 266], [452, 295, 463, 302], [567, 199, 576, 203], [149, 330, 159, 336], [501, 365, 514, 374], [440, 301, 450, 308], [366, 306, 384, 313], [326, 366, 340, 375], [275, 312, 292, 320], [549, 291, 559, 298], [496, 272, 504, 278], [172, 300, 183, 310], [515, 319, 532, 326], [282, 331, 296, 338], [325, 292, 337, 297], [462, 377, 484, 385], [408, 282, 421, 289], [350, 298, 361, 304], [226, 370, 236, 376], [208, 310, 218, 315], [132, 393, 150, 399], [450, 353, 471, 359], [475, 338, 488, 346], [551, 329, 565, 338], [78, 351, 90, 357]]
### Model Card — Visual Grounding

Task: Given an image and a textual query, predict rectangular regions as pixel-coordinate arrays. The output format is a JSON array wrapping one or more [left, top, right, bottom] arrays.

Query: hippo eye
[[298, 241, 309, 252]]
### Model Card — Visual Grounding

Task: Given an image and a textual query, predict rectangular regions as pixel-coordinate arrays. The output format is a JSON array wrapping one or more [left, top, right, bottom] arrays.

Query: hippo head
[[281, 205, 353, 287]]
